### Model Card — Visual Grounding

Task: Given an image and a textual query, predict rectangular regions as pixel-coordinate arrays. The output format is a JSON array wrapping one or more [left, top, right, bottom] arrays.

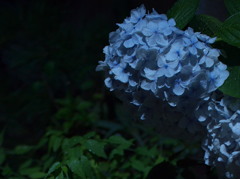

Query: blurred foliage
[[0, 95, 214, 179], [0, 0, 223, 178]]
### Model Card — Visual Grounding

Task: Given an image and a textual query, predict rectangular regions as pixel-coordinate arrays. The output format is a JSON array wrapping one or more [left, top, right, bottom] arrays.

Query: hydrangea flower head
[[199, 95, 240, 179], [96, 5, 229, 134]]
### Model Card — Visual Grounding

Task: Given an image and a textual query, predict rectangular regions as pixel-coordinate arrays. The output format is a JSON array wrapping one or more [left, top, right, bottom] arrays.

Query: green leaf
[[217, 12, 240, 47], [130, 158, 150, 174], [108, 135, 132, 145], [67, 159, 85, 178], [28, 172, 46, 179], [49, 135, 62, 152], [56, 171, 64, 179], [65, 146, 83, 159], [19, 160, 33, 170], [46, 162, 61, 176], [108, 136, 133, 159], [80, 156, 94, 178], [214, 41, 240, 66], [12, 145, 33, 155], [83, 131, 96, 139], [224, 0, 240, 15], [62, 136, 83, 150], [85, 139, 106, 158], [219, 66, 240, 98], [66, 156, 94, 178], [189, 15, 222, 36], [167, 0, 200, 29], [61, 166, 69, 179], [19, 167, 41, 176]]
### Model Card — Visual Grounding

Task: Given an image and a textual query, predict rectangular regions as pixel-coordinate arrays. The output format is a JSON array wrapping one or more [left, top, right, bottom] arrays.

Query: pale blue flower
[[146, 9, 167, 21], [127, 4, 146, 24], [123, 34, 144, 48], [197, 33, 217, 44], [165, 41, 187, 62], [199, 48, 219, 67], [157, 56, 180, 77], [142, 21, 168, 46]]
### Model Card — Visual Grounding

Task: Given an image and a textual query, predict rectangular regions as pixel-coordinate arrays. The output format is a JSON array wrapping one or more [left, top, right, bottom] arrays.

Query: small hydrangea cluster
[[96, 5, 240, 178], [196, 95, 240, 178]]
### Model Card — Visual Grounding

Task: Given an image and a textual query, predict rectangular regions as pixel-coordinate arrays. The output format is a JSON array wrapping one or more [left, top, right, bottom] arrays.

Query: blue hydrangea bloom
[[96, 4, 228, 122], [96, 5, 235, 176], [195, 94, 240, 179]]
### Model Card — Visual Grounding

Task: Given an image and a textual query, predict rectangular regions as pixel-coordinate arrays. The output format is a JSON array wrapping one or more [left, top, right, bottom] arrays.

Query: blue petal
[[104, 77, 112, 88], [144, 68, 158, 80], [173, 83, 185, 95], [205, 57, 214, 67], [96, 61, 107, 71], [189, 46, 197, 55], [142, 28, 153, 36], [168, 18, 176, 26], [155, 34, 168, 46], [114, 72, 129, 83], [124, 38, 135, 48], [146, 35, 157, 46], [230, 123, 240, 136], [140, 80, 151, 90], [129, 79, 137, 87]]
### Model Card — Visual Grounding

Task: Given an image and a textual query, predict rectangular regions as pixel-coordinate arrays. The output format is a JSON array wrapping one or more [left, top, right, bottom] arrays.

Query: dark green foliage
[[224, 0, 240, 15], [187, 1, 240, 98], [167, 0, 200, 29], [217, 12, 240, 47], [189, 15, 222, 36], [219, 66, 240, 98]]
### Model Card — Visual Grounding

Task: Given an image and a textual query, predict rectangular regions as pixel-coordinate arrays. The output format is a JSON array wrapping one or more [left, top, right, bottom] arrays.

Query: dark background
[[0, 0, 176, 150]]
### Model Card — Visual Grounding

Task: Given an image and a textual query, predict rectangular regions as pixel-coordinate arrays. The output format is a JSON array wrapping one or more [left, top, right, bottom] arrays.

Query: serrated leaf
[[109, 136, 133, 159], [219, 66, 240, 98], [61, 136, 83, 150], [67, 159, 85, 178], [130, 158, 150, 174], [189, 14, 222, 36], [167, 0, 200, 29], [110, 147, 125, 159], [80, 156, 94, 178], [218, 12, 240, 47], [65, 146, 83, 159], [224, 0, 240, 15], [85, 139, 106, 158]]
